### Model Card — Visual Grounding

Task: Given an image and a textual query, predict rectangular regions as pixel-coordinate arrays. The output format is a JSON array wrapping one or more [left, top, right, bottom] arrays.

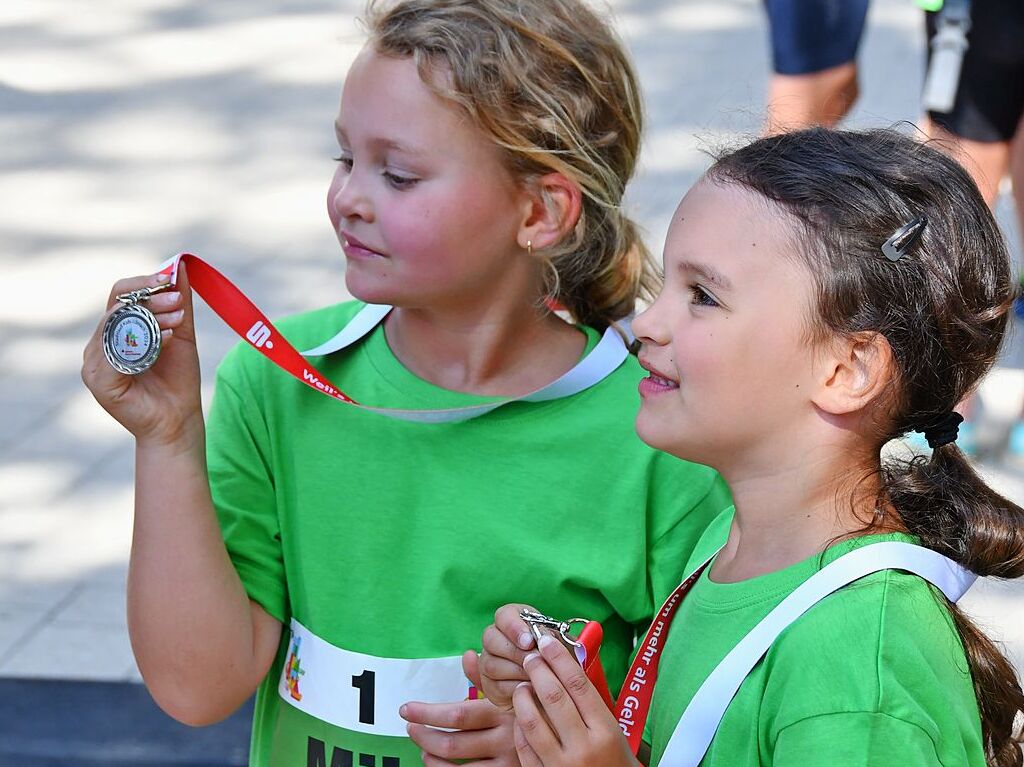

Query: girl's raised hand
[[512, 635, 639, 767], [480, 604, 538, 709], [82, 263, 204, 448]]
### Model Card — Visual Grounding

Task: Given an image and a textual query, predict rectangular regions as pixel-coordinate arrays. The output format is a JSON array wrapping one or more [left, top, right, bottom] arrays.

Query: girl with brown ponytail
[[481, 127, 1024, 767]]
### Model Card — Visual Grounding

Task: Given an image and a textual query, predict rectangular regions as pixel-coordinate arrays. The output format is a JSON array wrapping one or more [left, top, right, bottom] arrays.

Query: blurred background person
[[922, 0, 1024, 206], [762, 0, 870, 133], [920, 0, 1024, 458]]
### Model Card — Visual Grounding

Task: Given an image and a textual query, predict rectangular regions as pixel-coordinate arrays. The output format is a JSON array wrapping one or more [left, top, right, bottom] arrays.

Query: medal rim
[[102, 303, 162, 375]]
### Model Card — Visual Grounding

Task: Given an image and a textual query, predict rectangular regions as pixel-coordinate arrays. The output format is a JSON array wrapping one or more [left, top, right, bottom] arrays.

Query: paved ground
[[2, 0, 1024, 715], [0, 678, 252, 766]]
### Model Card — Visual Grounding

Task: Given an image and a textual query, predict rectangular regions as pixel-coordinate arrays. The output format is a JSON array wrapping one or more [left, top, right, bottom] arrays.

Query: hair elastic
[[916, 411, 964, 449], [882, 215, 928, 262]]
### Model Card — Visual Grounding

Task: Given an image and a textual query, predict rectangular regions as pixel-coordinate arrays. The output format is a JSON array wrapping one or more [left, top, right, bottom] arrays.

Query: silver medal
[[102, 284, 171, 375]]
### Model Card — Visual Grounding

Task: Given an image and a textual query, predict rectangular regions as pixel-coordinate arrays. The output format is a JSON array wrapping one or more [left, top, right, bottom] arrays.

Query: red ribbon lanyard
[[159, 252, 358, 404], [615, 559, 711, 755], [577, 621, 615, 711], [156, 252, 628, 423]]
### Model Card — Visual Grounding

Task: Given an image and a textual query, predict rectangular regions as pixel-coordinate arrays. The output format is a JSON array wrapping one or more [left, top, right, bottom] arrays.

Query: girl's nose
[[632, 302, 668, 347], [330, 169, 374, 223]]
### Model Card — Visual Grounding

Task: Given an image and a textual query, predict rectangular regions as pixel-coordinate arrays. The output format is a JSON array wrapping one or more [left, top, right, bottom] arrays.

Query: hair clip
[[881, 215, 928, 262]]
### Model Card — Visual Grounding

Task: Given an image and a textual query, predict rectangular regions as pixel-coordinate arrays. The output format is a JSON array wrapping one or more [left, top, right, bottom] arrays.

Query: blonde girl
[[81, 2, 729, 766]]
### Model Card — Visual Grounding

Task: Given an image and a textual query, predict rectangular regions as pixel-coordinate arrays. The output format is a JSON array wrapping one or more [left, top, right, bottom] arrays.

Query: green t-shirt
[[646, 509, 985, 767], [205, 301, 730, 767]]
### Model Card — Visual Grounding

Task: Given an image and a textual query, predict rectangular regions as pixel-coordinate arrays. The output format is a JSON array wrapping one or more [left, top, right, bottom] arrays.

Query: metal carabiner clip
[[519, 608, 615, 711], [116, 282, 173, 306], [520, 608, 588, 656]]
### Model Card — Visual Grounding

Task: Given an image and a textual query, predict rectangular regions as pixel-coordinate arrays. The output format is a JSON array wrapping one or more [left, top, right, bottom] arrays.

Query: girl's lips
[[637, 356, 679, 398], [341, 232, 387, 259], [638, 374, 679, 398]]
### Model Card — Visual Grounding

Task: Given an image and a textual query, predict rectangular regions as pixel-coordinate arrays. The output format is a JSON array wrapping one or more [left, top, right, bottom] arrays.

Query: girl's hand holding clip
[[480, 604, 538, 709], [513, 634, 640, 767]]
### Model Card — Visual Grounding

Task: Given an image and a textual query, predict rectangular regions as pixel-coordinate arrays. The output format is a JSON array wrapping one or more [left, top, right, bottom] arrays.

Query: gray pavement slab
[[0, 678, 251, 766]]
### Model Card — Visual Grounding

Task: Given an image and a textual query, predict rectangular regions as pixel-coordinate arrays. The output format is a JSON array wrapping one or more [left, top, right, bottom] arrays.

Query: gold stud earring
[[526, 240, 533, 256]]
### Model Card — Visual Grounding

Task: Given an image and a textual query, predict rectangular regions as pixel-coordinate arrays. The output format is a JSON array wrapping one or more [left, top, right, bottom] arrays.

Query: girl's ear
[[812, 332, 894, 416], [517, 172, 583, 251]]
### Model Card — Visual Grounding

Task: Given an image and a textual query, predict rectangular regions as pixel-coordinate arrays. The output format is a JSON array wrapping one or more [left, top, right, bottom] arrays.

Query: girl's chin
[[344, 272, 401, 307], [634, 413, 703, 463], [344, 269, 445, 309], [634, 413, 716, 466]]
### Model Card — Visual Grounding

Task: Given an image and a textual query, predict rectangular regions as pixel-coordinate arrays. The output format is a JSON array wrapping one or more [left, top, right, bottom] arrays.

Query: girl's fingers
[[488, 679, 531, 711], [462, 650, 482, 689], [169, 261, 197, 343], [147, 291, 183, 311], [520, 652, 585, 745], [420, 753, 459, 767], [481, 629, 531, 705], [106, 272, 171, 310], [513, 721, 544, 767], [483, 624, 528, 666], [495, 604, 538, 653], [512, 682, 561, 761], [401, 698, 501, 731], [480, 651, 529, 682], [102, 264, 192, 339], [154, 309, 186, 329], [406, 720, 494, 761], [535, 634, 609, 727], [176, 260, 192, 305]]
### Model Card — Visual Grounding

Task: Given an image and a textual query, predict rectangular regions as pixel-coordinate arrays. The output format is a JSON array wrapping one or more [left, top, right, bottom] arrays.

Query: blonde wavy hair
[[364, 0, 656, 329]]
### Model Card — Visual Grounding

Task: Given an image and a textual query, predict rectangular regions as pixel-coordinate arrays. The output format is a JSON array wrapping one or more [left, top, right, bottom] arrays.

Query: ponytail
[[545, 207, 658, 331], [884, 444, 1024, 766]]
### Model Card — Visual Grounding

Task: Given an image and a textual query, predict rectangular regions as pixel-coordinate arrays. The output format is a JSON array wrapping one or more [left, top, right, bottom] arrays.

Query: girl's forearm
[[127, 425, 280, 725]]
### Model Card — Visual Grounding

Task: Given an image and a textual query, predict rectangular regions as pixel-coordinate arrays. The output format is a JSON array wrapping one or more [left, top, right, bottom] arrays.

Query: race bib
[[279, 619, 472, 737]]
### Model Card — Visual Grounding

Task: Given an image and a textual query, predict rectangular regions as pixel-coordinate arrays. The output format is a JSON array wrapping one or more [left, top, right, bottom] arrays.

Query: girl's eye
[[333, 154, 353, 171], [689, 284, 719, 308], [383, 170, 419, 190]]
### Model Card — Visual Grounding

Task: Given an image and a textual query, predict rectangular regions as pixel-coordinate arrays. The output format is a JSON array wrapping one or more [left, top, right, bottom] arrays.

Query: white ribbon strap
[[300, 303, 392, 357], [660, 542, 977, 767], [300, 303, 629, 419]]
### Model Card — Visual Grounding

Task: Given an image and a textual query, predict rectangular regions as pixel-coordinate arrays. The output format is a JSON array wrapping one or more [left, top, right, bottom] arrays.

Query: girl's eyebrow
[[678, 260, 733, 292], [333, 122, 425, 158]]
